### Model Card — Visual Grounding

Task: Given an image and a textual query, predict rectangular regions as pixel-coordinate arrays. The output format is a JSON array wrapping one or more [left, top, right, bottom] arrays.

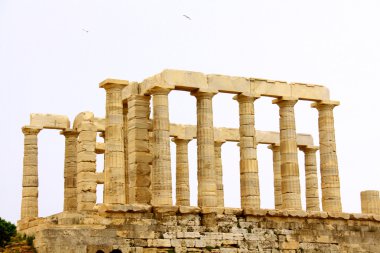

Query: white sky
[[1, 1, 379, 224]]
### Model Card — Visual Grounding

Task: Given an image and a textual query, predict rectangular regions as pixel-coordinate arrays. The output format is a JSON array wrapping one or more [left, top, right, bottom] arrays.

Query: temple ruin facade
[[18, 70, 380, 252]]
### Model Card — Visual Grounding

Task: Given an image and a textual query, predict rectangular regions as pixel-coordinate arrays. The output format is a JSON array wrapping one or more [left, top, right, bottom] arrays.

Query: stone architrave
[[151, 87, 173, 206], [273, 97, 302, 210], [100, 80, 128, 205], [300, 146, 320, 211], [361, 190, 380, 215], [61, 129, 79, 212], [172, 138, 192, 206], [268, 144, 282, 210], [311, 101, 342, 212], [191, 90, 217, 207], [21, 126, 41, 219], [76, 120, 97, 211], [127, 94, 152, 204], [214, 140, 225, 208], [235, 94, 260, 209]]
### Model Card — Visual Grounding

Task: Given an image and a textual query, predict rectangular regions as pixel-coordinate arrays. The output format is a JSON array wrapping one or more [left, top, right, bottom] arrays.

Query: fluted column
[[268, 144, 282, 210], [273, 97, 302, 210], [61, 129, 79, 212], [311, 101, 342, 212], [191, 91, 217, 207], [127, 95, 152, 204], [77, 120, 97, 211], [361, 190, 380, 215], [151, 88, 172, 206], [214, 141, 225, 207], [100, 80, 128, 205], [300, 146, 320, 211], [235, 94, 260, 209], [21, 126, 41, 219], [172, 138, 192, 206], [123, 101, 129, 204]]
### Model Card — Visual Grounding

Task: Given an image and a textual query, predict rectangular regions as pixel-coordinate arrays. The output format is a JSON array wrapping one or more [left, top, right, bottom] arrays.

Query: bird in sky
[[82, 28, 89, 33], [183, 15, 192, 20]]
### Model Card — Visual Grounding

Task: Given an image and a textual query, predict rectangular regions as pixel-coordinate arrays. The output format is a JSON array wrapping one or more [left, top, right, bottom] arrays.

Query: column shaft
[[21, 127, 41, 219], [214, 141, 225, 207], [236, 95, 260, 209], [173, 138, 191, 206], [268, 144, 282, 209], [127, 95, 152, 204], [61, 130, 79, 212], [123, 102, 129, 204], [77, 120, 97, 211], [192, 91, 217, 207], [361, 190, 380, 215], [301, 146, 320, 211], [151, 88, 172, 206], [102, 83, 127, 204], [312, 101, 342, 212], [273, 98, 302, 210]]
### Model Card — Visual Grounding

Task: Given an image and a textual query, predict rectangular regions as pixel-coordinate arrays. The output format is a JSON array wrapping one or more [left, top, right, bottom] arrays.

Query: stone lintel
[[30, 113, 70, 130]]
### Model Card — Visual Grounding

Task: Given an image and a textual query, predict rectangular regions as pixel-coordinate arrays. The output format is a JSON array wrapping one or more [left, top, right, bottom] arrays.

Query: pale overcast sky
[[1, 1, 379, 223]]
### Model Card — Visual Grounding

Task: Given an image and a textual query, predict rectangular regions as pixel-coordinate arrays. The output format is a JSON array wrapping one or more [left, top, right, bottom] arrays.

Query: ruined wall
[[19, 209, 380, 253]]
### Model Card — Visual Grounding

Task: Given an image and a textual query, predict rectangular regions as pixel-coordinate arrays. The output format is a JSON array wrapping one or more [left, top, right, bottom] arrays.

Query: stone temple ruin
[[18, 70, 380, 252]]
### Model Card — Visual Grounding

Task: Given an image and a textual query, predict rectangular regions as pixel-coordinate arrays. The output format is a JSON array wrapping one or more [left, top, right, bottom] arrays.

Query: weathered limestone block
[[311, 100, 342, 212], [30, 113, 70, 129], [235, 94, 260, 209], [300, 146, 320, 211], [361, 190, 380, 215], [21, 126, 41, 219], [172, 138, 192, 206], [192, 90, 217, 207], [273, 98, 302, 210], [61, 129, 79, 212], [214, 140, 225, 208], [128, 95, 152, 204], [151, 87, 173, 206], [268, 144, 282, 209], [100, 80, 128, 205]]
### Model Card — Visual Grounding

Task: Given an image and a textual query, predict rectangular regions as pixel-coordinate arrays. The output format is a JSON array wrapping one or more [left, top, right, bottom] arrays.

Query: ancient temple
[[18, 70, 380, 252]]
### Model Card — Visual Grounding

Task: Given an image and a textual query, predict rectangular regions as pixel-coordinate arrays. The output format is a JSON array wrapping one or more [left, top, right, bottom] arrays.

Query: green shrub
[[0, 217, 16, 247]]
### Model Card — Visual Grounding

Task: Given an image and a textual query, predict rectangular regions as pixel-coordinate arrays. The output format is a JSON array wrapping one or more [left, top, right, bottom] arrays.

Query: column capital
[[311, 100, 340, 110], [99, 79, 129, 90], [190, 89, 217, 98], [267, 143, 280, 151], [233, 93, 260, 103], [299, 145, 319, 153], [22, 126, 41, 135], [171, 137, 192, 145], [214, 140, 226, 147], [272, 97, 298, 107], [60, 129, 79, 137], [148, 87, 172, 95]]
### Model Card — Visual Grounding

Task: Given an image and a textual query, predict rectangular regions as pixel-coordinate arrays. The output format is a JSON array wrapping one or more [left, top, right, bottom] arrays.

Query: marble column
[[100, 81, 127, 205], [361, 190, 380, 215], [268, 144, 282, 210], [172, 138, 192, 206], [127, 95, 152, 204], [21, 126, 41, 219], [123, 101, 129, 204], [61, 129, 79, 212], [311, 101, 342, 212], [191, 91, 217, 207], [214, 141, 225, 207], [151, 88, 172, 206], [77, 120, 97, 211], [300, 146, 320, 211], [273, 97, 302, 210], [235, 94, 260, 209]]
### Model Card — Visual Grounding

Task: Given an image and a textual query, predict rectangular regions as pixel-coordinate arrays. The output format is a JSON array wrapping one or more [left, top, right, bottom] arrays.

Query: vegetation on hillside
[[0, 218, 16, 247]]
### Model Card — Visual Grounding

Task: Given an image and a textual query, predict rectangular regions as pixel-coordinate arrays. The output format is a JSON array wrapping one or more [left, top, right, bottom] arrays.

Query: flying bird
[[183, 15, 192, 20], [82, 28, 89, 33]]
